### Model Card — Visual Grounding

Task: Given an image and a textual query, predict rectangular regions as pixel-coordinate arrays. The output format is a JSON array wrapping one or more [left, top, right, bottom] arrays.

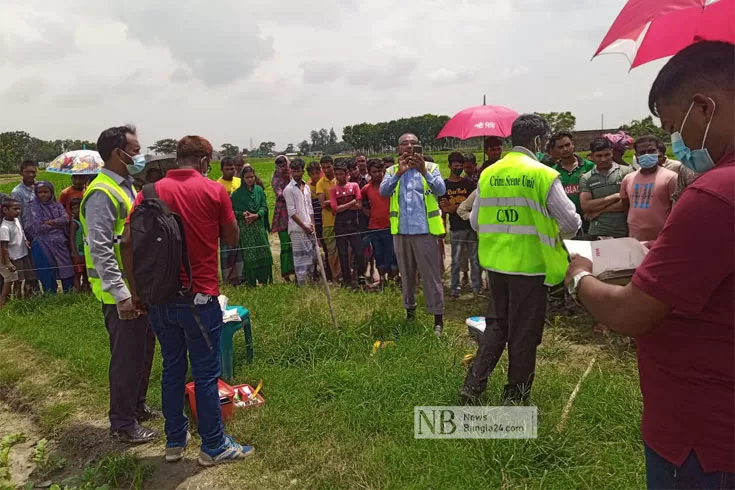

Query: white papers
[[218, 295, 242, 323], [564, 238, 648, 280], [218, 295, 229, 313], [223, 309, 242, 323]]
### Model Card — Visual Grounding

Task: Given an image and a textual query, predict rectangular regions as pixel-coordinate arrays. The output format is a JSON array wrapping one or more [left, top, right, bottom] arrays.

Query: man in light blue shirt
[[380, 133, 447, 335]]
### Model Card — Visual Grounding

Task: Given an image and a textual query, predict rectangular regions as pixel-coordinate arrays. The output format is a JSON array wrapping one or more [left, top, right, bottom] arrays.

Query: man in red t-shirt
[[566, 42, 734, 489], [125, 136, 254, 466], [361, 159, 396, 286]]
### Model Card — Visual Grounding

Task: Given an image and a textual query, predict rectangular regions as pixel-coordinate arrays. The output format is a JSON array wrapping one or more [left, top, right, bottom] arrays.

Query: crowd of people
[[0, 40, 731, 488], [0, 124, 687, 311]]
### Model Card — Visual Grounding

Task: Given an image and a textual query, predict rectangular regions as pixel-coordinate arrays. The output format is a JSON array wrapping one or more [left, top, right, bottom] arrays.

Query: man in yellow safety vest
[[81, 126, 159, 443], [460, 114, 581, 405], [380, 133, 447, 335]]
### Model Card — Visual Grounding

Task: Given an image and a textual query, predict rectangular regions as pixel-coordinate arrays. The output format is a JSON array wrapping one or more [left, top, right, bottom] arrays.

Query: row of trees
[[1, 112, 670, 173], [0, 131, 96, 173], [342, 114, 451, 154], [619, 115, 669, 140], [296, 128, 350, 155]]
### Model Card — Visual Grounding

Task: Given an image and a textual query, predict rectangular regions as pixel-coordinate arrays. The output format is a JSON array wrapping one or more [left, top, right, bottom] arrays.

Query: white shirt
[[470, 146, 581, 240], [284, 179, 314, 233], [0, 218, 29, 261]]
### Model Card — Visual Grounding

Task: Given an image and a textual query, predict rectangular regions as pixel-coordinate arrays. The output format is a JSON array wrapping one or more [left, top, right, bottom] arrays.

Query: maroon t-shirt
[[632, 153, 734, 473]]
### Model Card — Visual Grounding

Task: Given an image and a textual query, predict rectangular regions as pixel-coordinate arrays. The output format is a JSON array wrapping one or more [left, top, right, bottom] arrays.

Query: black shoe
[[406, 308, 416, 321], [501, 384, 531, 406], [459, 386, 482, 405], [136, 404, 162, 422], [110, 425, 160, 444]]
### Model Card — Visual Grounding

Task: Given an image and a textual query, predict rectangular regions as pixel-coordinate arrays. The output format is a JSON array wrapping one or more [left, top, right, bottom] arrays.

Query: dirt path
[[0, 402, 40, 486], [0, 336, 271, 489]]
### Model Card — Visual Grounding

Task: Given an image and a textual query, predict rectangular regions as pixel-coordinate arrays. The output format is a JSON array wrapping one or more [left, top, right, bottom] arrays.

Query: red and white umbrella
[[436, 105, 519, 140], [594, 0, 734, 68]]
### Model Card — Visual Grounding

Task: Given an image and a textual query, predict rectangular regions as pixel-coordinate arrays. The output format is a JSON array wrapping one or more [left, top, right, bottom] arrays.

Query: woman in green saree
[[231, 165, 273, 286]]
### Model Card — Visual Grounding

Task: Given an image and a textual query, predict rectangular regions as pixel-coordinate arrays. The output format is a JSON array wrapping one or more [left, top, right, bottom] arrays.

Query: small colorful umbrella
[[594, 0, 734, 68], [436, 105, 519, 140], [47, 150, 103, 175]]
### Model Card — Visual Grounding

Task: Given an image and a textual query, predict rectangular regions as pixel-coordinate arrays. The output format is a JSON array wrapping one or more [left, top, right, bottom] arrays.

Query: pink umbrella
[[436, 105, 519, 140], [594, 0, 734, 68]]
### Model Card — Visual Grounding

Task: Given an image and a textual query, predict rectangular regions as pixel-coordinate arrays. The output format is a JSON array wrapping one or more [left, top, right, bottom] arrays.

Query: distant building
[[571, 129, 620, 152]]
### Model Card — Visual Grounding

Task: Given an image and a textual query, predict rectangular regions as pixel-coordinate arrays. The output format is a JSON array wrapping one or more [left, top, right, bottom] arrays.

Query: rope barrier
[[7, 227, 486, 275]]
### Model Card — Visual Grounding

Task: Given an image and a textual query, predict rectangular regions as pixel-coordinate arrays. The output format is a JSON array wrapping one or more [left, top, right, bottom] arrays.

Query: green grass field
[[0, 284, 645, 489]]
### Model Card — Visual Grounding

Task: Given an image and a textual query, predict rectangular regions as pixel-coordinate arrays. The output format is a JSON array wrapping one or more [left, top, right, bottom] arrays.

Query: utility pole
[[601, 114, 604, 129]]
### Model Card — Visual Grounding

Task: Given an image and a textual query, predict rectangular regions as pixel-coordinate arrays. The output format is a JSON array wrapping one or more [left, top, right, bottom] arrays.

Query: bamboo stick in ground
[[556, 357, 596, 433], [297, 231, 338, 329]]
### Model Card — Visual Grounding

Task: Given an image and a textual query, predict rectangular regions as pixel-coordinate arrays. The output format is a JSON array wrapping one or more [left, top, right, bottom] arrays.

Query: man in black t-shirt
[[439, 152, 482, 297]]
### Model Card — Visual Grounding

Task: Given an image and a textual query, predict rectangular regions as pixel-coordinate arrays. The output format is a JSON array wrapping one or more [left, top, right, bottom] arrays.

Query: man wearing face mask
[[81, 125, 159, 443], [655, 140, 696, 203], [461, 114, 580, 405], [123, 136, 250, 465], [566, 41, 734, 489], [619, 136, 677, 242]]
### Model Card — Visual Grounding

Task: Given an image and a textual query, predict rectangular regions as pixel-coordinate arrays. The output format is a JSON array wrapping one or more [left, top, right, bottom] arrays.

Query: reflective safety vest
[[477, 151, 568, 286], [386, 163, 446, 236], [79, 172, 135, 304]]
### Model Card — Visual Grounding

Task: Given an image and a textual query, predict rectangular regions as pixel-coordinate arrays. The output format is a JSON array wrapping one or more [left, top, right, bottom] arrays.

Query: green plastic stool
[[220, 306, 253, 380]]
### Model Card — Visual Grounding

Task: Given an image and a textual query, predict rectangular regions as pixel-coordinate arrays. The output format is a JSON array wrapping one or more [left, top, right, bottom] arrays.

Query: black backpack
[[129, 184, 193, 306]]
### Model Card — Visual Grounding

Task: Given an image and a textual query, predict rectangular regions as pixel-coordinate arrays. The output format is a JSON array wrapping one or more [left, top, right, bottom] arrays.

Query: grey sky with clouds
[[0, 0, 666, 150]]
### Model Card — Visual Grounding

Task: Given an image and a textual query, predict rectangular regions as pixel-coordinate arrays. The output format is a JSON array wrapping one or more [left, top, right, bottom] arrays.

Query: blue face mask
[[121, 150, 147, 175], [636, 153, 659, 169], [670, 98, 716, 174]]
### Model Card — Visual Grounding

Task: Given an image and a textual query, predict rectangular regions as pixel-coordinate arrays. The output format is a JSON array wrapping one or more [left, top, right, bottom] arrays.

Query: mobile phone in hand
[[412, 145, 423, 155]]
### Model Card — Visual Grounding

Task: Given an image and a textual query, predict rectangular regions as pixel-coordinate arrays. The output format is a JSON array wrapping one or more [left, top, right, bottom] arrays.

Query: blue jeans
[[148, 299, 225, 450], [450, 229, 481, 293], [645, 444, 734, 489], [370, 229, 397, 273]]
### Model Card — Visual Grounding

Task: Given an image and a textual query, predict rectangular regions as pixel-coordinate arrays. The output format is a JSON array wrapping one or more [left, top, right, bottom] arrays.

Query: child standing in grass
[[330, 160, 366, 288], [0, 198, 30, 308], [69, 198, 89, 292]]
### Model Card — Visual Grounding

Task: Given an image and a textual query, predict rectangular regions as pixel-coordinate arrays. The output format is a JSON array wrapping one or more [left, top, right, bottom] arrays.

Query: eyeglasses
[[636, 148, 659, 155]]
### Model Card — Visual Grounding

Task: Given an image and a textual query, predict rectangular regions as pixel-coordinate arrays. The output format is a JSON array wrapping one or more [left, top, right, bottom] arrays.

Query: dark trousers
[[463, 272, 547, 402], [335, 219, 365, 285], [645, 444, 735, 490], [103, 304, 156, 431]]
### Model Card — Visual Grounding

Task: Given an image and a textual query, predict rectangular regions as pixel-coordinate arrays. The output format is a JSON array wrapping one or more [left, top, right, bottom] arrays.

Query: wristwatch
[[567, 271, 593, 305]]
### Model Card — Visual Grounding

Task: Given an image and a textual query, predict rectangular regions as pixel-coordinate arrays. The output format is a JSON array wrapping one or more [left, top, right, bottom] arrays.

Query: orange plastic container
[[185, 379, 235, 424]]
